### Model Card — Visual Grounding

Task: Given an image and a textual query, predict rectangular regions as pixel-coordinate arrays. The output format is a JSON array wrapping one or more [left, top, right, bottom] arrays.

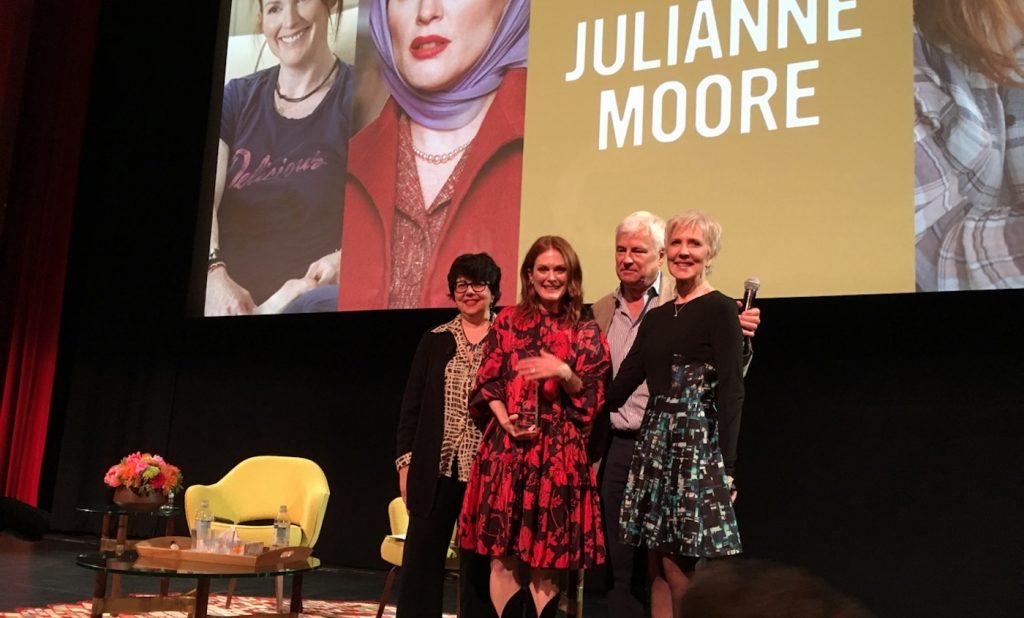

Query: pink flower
[[104, 466, 121, 488], [103, 452, 182, 496]]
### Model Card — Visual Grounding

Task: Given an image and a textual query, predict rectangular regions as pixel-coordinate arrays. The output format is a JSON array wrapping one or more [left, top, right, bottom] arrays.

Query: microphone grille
[[743, 277, 761, 292]]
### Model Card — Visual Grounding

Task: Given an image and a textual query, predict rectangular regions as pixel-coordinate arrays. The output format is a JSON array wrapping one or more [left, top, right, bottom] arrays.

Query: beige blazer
[[591, 278, 676, 334]]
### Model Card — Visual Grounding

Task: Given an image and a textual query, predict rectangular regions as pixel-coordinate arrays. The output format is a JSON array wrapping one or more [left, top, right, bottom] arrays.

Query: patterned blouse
[[388, 116, 471, 308], [395, 316, 485, 482]]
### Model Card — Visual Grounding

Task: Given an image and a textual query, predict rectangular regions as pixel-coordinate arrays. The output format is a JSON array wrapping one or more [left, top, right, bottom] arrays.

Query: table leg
[[101, 513, 112, 545], [194, 578, 210, 618], [290, 573, 304, 616], [111, 573, 122, 604], [109, 514, 128, 604], [159, 514, 175, 595], [91, 570, 107, 617], [275, 576, 284, 613], [115, 515, 128, 554]]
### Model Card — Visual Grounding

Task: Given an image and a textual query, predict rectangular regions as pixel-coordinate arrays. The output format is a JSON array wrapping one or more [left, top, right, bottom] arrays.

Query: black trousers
[[397, 473, 493, 618], [600, 433, 647, 618]]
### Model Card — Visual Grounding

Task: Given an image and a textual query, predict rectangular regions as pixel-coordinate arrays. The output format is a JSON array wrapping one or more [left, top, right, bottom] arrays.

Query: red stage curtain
[[0, 0, 100, 505]]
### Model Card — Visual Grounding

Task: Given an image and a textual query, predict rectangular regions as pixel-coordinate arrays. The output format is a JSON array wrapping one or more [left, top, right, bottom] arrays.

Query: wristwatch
[[207, 248, 225, 272]]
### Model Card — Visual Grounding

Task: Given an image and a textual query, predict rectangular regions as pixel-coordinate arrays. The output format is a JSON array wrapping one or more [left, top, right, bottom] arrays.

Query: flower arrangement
[[104, 452, 183, 496]]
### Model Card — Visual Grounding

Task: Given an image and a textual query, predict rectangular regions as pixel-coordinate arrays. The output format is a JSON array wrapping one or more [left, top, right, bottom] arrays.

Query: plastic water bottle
[[194, 499, 214, 551], [273, 505, 290, 548]]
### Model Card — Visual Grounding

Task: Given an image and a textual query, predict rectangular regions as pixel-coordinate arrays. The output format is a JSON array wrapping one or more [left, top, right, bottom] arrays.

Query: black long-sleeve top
[[604, 291, 745, 473]]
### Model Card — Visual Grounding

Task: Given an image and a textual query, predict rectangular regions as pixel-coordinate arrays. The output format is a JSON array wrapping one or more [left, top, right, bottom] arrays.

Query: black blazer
[[396, 328, 458, 516]]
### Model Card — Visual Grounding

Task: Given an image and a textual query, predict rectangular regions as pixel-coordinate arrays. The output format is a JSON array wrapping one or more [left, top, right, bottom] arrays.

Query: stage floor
[[0, 533, 609, 617]]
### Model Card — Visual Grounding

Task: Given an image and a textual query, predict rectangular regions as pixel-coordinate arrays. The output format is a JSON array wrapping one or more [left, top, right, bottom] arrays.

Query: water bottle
[[273, 505, 290, 548], [194, 499, 214, 551]]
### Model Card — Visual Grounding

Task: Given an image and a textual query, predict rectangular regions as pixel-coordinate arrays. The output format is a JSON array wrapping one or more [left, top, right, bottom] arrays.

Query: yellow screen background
[[520, 0, 913, 301]]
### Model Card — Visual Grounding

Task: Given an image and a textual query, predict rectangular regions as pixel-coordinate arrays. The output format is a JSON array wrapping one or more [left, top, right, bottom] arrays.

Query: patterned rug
[[1, 595, 457, 618]]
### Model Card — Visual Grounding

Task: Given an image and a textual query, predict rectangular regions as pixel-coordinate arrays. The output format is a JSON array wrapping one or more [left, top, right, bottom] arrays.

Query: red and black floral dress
[[458, 306, 610, 569]]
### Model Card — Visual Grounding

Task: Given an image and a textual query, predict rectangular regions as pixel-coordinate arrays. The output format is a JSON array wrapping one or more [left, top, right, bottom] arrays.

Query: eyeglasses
[[454, 281, 489, 294]]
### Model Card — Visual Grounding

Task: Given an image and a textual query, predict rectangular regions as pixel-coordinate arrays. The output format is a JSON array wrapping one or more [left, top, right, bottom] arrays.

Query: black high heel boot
[[498, 589, 527, 618], [537, 595, 560, 618]]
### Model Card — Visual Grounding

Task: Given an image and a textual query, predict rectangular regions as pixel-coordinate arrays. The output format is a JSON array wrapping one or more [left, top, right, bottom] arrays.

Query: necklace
[[412, 140, 471, 165], [673, 283, 712, 317], [275, 59, 338, 103]]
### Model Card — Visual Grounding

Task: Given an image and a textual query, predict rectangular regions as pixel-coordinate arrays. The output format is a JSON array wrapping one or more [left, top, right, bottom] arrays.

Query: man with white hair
[[590, 211, 760, 618]]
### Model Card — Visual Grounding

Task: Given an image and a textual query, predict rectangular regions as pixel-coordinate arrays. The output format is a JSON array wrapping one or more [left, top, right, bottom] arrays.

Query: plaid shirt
[[914, 29, 1024, 291]]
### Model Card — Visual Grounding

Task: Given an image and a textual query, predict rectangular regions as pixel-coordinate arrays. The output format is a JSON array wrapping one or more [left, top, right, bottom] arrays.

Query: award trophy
[[515, 379, 540, 430]]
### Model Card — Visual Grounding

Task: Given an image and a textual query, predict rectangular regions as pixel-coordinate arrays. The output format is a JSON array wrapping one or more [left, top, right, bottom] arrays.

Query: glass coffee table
[[76, 504, 183, 553], [76, 504, 185, 598], [76, 549, 320, 618]]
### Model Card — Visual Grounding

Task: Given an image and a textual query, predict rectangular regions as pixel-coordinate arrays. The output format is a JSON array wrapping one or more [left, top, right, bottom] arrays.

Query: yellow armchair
[[377, 497, 459, 618], [183, 456, 330, 610], [184, 455, 329, 549]]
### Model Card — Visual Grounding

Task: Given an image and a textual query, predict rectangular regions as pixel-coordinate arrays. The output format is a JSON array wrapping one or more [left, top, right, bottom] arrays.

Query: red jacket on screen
[[337, 68, 525, 310]]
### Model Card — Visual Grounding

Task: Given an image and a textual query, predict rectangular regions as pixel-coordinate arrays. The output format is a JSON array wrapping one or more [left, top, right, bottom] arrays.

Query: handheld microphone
[[741, 277, 760, 356]]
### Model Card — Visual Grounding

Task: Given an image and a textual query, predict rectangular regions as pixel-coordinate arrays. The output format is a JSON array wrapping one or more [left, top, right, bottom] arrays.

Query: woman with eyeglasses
[[394, 253, 501, 618]]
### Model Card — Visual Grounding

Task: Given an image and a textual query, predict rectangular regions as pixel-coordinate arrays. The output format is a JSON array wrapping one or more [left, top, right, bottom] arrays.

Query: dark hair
[[680, 559, 876, 618], [446, 253, 502, 304], [518, 236, 584, 325]]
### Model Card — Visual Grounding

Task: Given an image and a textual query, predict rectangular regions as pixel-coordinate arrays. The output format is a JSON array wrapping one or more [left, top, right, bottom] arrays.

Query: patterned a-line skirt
[[619, 359, 742, 558]]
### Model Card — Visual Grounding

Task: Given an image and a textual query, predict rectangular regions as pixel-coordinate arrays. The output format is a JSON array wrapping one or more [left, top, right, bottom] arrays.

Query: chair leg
[[560, 568, 585, 618], [275, 575, 284, 613], [377, 566, 400, 618], [225, 578, 236, 608], [454, 573, 462, 618], [571, 568, 584, 618]]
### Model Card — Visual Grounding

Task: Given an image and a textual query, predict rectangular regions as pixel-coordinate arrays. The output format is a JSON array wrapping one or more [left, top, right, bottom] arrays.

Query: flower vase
[[113, 486, 168, 512]]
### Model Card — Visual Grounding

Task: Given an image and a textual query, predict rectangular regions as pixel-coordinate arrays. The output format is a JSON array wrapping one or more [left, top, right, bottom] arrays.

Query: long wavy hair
[[914, 0, 1024, 84], [517, 236, 584, 326]]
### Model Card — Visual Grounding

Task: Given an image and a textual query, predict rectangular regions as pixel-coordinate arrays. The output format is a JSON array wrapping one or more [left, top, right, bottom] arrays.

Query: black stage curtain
[[42, 0, 220, 529]]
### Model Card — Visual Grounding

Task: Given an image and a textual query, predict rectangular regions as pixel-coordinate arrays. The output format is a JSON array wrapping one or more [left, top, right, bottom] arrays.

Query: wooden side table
[[76, 504, 183, 597]]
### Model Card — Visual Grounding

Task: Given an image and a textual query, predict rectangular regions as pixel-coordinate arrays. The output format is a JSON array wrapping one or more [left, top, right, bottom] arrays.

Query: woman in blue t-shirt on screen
[[205, 0, 353, 316]]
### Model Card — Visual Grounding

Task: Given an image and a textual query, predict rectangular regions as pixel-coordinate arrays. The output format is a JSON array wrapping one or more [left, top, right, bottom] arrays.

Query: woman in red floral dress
[[459, 236, 610, 618]]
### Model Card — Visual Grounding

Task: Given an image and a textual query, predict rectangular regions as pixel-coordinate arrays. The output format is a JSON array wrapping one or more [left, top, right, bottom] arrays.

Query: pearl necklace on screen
[[412, 140, 472, 165]]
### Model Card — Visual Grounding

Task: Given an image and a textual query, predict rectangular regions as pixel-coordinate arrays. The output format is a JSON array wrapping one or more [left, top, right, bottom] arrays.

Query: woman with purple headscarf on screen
[[337, 0, 528, 311]]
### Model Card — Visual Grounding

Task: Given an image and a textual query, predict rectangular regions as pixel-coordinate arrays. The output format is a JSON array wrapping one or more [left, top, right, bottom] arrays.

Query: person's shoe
[[499, 589, 527, 618], [537, 596, 559, 618]]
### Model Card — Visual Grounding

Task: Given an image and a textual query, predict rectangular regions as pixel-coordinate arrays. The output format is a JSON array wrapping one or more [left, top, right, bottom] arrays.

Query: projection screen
[[194, 0, 1024, 316]]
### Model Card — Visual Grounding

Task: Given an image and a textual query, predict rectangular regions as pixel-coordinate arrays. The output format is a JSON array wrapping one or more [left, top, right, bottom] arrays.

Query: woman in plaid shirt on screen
[[914, 0, 1024, 290]]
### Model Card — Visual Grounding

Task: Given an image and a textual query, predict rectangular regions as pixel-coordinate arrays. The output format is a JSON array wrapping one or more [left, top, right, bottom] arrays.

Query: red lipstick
[[410, 35, 450, 60]]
